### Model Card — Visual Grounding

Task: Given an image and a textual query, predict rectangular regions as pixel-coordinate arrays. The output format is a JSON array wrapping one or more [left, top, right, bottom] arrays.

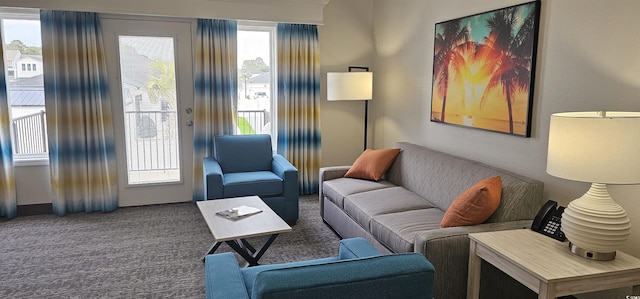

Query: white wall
[[319, 0, 374, 166], [371, 0, 640, 297]]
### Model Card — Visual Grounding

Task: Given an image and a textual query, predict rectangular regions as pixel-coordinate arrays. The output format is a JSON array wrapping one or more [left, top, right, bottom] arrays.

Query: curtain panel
[[276, 23, 321, 195], [41, 11, 118, 216], [0, 35, 16, 219], [192, 19, 238, 201]]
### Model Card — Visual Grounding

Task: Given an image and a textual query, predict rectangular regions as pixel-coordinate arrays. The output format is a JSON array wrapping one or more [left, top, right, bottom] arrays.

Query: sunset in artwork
[[431, 1, 539, 136]]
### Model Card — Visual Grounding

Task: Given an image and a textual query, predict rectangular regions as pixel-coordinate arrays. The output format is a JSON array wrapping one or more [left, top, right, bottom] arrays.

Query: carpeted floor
[[0, 195, 341, 298]]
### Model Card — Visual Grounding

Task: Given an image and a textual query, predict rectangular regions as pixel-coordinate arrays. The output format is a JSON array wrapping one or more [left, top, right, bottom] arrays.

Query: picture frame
[[430, 1, 541, 137]]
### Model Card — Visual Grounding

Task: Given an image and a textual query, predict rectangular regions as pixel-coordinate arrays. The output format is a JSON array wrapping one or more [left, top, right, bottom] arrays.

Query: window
[[0, 15, 47, 162], [237, 24, 276, 144]]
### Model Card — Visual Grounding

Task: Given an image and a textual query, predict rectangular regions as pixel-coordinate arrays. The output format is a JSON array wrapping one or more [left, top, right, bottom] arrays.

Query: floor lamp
[[327, 66, 373, 151]]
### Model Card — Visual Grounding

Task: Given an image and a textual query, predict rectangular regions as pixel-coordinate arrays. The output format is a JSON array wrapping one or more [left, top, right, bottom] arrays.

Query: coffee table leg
[[240, 239, 257, 253], [252, 234, 279, 265], [202, 241, 223, 262], [226, 234, 280, 267]]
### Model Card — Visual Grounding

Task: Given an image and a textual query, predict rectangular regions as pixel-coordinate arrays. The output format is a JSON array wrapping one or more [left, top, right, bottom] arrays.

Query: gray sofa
[[319, 142, 545, 299]]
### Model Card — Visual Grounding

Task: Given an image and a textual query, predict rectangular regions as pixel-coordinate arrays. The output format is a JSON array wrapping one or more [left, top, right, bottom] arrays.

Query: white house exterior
[[15, 55, 43, 79]]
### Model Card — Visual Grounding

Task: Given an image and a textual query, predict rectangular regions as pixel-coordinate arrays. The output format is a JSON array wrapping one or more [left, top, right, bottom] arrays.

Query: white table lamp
[[546, 111, 640, 260]]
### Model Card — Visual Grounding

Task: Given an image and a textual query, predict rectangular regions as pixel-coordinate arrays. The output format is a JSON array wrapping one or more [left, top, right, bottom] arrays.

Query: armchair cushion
[[223, 171, 283, 198]]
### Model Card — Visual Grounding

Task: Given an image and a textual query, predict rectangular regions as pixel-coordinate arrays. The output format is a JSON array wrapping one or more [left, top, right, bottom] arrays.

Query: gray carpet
[[0, 195, 341, 298]]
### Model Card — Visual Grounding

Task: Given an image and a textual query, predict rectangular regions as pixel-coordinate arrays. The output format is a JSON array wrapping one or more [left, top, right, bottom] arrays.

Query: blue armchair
[[203, 134, 299, 224], [205, 238, 435, 299]]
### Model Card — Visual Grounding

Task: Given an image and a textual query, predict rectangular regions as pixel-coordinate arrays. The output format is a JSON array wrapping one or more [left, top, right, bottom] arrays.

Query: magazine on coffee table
[[216, 205, 263, 220]]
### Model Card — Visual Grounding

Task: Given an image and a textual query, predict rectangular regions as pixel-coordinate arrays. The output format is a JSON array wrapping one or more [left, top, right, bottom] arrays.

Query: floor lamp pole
[[348, 66, 371, 152], [364, 100, 368, 151]]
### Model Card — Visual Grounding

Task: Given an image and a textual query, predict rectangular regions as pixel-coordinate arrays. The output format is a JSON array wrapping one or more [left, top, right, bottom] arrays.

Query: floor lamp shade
[[547, 111, 640, 260], [327, 72, 373, 101], [327, 71, 373, 151]]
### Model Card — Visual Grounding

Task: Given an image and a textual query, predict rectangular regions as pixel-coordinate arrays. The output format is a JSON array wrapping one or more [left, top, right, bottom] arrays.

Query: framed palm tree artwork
[[430, 1, 541, 137]]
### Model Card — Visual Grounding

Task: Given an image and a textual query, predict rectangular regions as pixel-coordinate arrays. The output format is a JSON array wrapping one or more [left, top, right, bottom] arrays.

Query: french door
[[102, 17, 195, 206]]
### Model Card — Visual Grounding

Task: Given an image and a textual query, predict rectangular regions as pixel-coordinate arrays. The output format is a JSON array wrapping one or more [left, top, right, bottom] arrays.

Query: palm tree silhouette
[[433, 20, 469, 122], [479, 6, 537, 134]]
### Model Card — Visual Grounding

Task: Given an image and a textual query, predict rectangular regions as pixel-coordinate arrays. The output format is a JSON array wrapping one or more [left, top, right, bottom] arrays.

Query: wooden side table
[[467, 229, 640, 299]]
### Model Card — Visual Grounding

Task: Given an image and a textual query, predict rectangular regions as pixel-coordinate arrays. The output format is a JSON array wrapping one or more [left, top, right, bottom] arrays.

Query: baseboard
[[17, 203, 53, 216]]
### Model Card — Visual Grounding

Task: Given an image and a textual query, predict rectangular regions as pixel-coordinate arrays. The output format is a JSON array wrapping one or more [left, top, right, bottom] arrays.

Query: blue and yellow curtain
[[277, 24, 321, 195], [41, 11, 118, 216], [0, 34, 17, 219], [192, 19, 238, 201]]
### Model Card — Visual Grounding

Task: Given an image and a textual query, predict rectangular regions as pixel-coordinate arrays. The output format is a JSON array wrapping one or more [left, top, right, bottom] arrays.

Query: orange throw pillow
[[344, 148, 401, 181], [440, 176, 502, 228]]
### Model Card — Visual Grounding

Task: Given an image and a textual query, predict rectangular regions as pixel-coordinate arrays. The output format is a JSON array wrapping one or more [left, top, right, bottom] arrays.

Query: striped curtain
[[192, 19, 238, 201], [41, 11, 118, 216], [276, 24, 321, 195], [0, 36, 17, 219]]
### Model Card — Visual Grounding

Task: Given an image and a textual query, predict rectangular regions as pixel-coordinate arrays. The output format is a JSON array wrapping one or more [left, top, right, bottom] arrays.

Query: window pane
[[237, 29, 273, 137], [1, 19, 47, 158], [118, 36, 180, 185]]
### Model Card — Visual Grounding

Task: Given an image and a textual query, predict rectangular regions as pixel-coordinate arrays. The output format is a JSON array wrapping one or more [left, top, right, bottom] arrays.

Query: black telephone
[[531, 200, 566, 241]]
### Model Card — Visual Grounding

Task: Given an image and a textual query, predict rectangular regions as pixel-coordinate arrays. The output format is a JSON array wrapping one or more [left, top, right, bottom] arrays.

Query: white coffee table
[[197, 196, 292, 266]]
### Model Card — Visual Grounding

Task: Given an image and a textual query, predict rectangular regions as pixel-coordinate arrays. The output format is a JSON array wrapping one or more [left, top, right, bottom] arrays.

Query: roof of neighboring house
[[119, 44, 153, 88], [9, 74, 43, 87], [119, 36, 174, 62], [9, 75, 44, 106], [248, 72, 270, 84], [5, 49, 21, 60], [10, 87, 44, 106], [16, 55, 42, 63]]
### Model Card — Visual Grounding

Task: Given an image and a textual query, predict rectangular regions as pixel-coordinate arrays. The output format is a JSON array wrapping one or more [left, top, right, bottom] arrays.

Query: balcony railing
[[11, 109, 270, 171], [238, 109, 270, 135], [12, 110, 47, 155], [124, 110, 180, 172]]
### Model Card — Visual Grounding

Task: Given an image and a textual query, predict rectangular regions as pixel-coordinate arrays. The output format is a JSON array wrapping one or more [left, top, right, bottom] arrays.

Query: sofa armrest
[[203, 157, 223, 200], [205, 253, 250, 299], [318, 166, 351, 209], [413, 221, 532, 299], [338, 237, 382, 260], [320, 166, 351, 182], [414, 220, 533, 252], [272, 154, 299, 198]]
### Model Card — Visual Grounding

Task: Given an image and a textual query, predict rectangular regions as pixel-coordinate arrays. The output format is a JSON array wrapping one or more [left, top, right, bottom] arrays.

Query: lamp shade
[[547, 111, 640, 184], [327, 72, 373, 101]]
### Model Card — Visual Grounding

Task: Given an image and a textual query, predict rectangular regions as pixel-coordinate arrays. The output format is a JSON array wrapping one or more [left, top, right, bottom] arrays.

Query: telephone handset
[[531, 200, 566, 241]]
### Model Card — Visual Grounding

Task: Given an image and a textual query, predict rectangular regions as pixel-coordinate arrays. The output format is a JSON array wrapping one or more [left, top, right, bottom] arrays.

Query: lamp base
[[561, 183, 630, 261], [568, 242, 616, 261]]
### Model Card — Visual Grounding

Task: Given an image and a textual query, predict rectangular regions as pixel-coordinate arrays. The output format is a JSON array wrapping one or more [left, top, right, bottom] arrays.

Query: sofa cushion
[[370, 208, 444, 253], [343, 186, 435, 230], [323, 178, 394, 209], [440, 176, 502, 228], [345, 148, 401, 181], [223, 171, 283, 197]]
